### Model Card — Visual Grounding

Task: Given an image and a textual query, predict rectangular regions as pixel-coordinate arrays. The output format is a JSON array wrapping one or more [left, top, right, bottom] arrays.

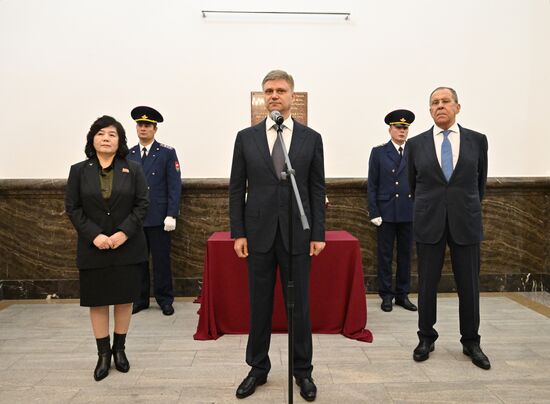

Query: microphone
[[269, 110, 284, 126]]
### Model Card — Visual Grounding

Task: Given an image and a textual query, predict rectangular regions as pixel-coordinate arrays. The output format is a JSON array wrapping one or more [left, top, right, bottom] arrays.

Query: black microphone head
[[269, 110, 284, 125]]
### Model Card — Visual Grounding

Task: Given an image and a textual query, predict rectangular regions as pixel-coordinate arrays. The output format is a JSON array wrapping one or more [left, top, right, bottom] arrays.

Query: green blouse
[[98, 161, 114, 200]]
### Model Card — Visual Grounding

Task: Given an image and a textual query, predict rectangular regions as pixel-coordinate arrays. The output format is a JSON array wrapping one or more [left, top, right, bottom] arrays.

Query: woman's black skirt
[[79, 263, 143, 307]]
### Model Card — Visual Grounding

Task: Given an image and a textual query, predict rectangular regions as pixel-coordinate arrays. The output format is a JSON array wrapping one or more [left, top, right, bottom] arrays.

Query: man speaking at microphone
[[229, 70, 326, 401]]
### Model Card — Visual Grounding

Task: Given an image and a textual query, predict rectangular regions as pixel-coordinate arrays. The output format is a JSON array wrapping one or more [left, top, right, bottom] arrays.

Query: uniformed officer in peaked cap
[[367, 109, 417, 313], [131, 106, 164, 124], [128, 106, 182, 316]]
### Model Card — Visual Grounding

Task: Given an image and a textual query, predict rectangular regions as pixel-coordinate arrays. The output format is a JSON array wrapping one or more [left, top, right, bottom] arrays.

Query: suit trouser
[[376, 221, 412, 299], [137, 226, 174, 307], [246, 228, 313, 379], [416, 220, 481, 345]]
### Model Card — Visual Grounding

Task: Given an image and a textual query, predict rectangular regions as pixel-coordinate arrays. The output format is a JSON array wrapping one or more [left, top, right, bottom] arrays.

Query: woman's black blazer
[[65, 157, 149, 269]]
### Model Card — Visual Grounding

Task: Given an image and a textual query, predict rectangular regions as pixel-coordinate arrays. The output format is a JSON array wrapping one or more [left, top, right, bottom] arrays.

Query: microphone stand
[[276, 123, 309, 404]]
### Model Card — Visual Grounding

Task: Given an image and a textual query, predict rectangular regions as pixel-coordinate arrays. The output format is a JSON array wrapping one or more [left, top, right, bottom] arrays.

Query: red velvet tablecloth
[[194, 231, 372, 342]]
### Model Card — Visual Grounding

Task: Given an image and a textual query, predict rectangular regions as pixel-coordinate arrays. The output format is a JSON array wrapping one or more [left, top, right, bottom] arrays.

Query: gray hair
[[429, 87, 459, 104]]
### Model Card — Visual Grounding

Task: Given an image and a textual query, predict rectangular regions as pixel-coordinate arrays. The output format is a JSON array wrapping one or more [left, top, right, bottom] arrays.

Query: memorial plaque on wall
[[251, 92, 308, 126]]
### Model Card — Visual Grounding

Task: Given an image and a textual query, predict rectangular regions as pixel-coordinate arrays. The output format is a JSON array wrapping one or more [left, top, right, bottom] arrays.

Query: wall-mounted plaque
[[251, 92, 308, 126]]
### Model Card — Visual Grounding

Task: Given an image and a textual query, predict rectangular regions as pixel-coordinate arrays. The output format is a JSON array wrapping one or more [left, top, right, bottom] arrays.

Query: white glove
[[370, 217, 383, 227], [164, 216, 176, 232]]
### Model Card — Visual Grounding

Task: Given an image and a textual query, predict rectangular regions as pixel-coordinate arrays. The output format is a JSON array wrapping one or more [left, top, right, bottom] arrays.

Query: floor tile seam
[[66, 387, 82, 404], [379, 382, 396, 403], [189, 350, 199, 367], [325, 363, 336, 385], [484, 385, 521, 404]]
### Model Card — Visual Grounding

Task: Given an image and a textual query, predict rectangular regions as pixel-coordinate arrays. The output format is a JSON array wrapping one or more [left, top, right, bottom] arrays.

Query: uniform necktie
[[271, 127, 285, 179], [441, 130, 453, 181], [141, 147, 148, 162], [396, 145, 403, 166]]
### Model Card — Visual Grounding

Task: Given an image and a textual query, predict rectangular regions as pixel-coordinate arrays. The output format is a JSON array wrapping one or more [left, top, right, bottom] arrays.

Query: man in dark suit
[[229, 70, 326, 401], [407, 87, 490, 369], [128, 106, 182, 316], [368, 109, 417, 313]]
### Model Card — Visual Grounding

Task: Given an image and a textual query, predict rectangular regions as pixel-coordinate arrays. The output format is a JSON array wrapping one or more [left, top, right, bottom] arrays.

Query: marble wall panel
[[0, 177, 548, 299]]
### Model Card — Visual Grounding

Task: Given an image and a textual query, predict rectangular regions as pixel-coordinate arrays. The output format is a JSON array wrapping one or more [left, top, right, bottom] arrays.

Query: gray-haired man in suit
[[407, 87, 490, 370]]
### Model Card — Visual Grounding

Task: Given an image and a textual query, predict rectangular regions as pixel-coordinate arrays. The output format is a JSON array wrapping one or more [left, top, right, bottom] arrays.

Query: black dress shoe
[[381, 296, 393, 312], [236, 375, 267, 399], [463, 344, 491, 370], [395, 296, 418, 311], [113, 349, 130, 372], [296, 377, 317, 402], [132, 303, 149, 314], [413, 340, 434, 362], [161, 304, 175, 316], [94, 351, 111, 381]]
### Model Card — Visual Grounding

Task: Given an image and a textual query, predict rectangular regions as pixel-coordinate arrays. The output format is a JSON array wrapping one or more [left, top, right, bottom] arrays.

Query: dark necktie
[[441, 130, 453, 181], [271, 128, 285, 179], [398, 146, 403, 165], [141, 147, 147, 162]]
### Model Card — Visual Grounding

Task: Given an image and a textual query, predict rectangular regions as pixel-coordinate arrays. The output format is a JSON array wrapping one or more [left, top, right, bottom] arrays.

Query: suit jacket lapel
[[252, 120, 278, 178], [288, 119, 307, 162], [385, 141, 400, 166], [83, 158, 109, 209], [142, 140, 158, 175], [452, 124, 469, 179], [397, 144, 407, 175], [109, 158, 129, 206], [420, 128, 448, 182]]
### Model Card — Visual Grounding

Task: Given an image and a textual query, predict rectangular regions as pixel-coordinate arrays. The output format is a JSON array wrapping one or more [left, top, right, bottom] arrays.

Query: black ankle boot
[[112, 333, 130, 373], [94, 336, 111, 381]]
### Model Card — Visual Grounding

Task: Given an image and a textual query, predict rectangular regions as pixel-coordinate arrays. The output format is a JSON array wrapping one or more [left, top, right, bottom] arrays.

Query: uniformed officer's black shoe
[[395, 296, 418, 311], [463, 344, 491, 370], [161, 304, 175, 316], [381, 296, 393, 312], [132, 303, 149, 314], [413, 340, 434, 362], [236, 375, 267, 399]]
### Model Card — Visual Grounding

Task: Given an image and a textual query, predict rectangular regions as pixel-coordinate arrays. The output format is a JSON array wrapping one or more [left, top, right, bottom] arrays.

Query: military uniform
[[367, 109, 415, 311], [128, 106, 182, 315]]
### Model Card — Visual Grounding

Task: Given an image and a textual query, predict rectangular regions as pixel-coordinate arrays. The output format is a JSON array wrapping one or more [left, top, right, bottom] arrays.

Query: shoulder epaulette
[[159, 143, 174, 150]]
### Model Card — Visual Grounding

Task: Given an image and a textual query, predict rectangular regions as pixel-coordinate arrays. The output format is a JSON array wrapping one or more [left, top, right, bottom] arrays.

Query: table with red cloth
[[194, 230, 373, 342]]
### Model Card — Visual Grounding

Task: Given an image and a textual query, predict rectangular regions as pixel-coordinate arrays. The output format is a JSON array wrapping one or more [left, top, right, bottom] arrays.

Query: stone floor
[[1, 292, 550, 403]]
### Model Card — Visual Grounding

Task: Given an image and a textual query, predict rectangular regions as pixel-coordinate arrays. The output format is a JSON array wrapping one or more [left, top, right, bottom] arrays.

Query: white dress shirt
[[139, 142, 153, 158], [390, 140, 406, 154], [433, 123, 460, 169], [266, 114, 293, 154]]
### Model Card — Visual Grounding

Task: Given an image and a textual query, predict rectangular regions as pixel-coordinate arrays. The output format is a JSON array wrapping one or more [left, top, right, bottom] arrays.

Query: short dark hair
[[84, 115, 129, 158]]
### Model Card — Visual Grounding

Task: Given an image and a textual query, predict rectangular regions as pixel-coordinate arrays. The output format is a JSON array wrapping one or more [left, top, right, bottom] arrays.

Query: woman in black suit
[[65, 115, 148, 381]]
